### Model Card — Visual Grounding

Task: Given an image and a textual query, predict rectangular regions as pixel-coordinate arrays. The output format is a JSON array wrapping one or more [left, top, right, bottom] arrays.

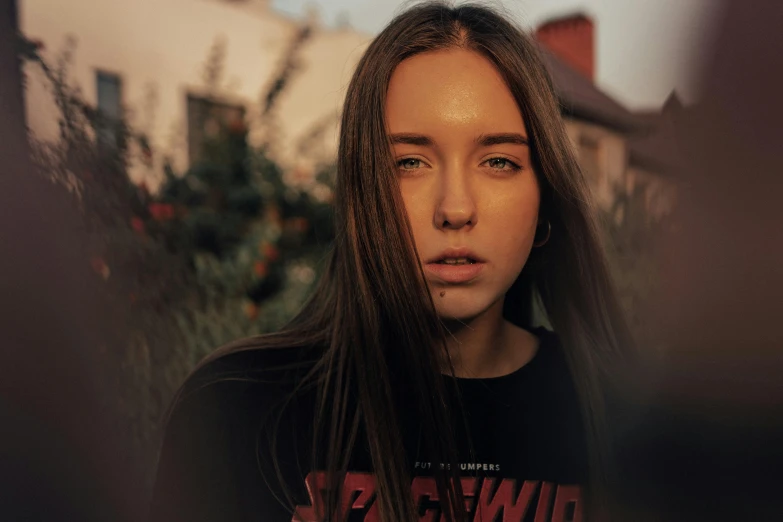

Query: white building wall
[[565, 118, 630, 211], [19, 0, 371, 186], [273, 28, 369, 171]]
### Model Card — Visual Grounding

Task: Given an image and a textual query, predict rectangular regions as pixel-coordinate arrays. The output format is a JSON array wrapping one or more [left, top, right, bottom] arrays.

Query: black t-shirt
[[148, 327, 588, 522]]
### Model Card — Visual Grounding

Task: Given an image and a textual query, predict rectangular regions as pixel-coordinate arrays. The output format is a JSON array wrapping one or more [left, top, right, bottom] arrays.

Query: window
[[186, 94, 246, 165], [96, 71, 122, 146], [579, 136, 603, 186]]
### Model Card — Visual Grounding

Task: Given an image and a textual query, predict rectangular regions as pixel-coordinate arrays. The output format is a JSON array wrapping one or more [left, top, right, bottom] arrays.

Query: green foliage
[[20, 36, 199, 491], [599, 182, 673, 349], [19, 27, 334, 493], [149, 119, 335, 352]]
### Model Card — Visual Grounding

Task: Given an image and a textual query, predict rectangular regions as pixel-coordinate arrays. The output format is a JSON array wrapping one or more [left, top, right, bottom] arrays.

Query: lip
[[424, 261, 485, 283], [424, 247, 486, 284], [425, 247, 486, 264]]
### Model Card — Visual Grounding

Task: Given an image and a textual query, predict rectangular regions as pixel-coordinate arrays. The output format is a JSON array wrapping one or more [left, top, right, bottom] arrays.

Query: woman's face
[[385, 48, 541, 321]]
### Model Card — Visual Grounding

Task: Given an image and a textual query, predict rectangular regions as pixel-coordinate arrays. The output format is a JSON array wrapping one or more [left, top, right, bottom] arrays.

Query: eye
[[397, 158, 423, 170], [483, 157, 522, 172]]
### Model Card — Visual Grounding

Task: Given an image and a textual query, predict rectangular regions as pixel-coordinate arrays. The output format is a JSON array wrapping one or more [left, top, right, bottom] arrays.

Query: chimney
[[535, 14, 595, 81]]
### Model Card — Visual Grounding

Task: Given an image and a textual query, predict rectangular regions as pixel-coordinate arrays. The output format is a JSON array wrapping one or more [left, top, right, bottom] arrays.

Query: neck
[[440, 299, 538, 378]]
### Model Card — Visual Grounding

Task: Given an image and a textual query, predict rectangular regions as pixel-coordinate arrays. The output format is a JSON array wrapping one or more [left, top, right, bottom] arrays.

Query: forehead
[[385, 48, 526, 134]]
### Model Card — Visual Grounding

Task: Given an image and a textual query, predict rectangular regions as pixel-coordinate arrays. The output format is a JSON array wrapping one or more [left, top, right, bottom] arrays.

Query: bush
[[19, 29, 335, 494]]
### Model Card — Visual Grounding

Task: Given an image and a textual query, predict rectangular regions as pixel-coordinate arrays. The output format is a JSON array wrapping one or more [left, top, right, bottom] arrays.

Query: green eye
[[398, 158, 422, 170], [484, 157, 522, 171]]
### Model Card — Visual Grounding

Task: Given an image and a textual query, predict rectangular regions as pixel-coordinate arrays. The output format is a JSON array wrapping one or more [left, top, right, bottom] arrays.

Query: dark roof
[[537, 12, 592, 28], [538, 45, 642, 133], [537, 43, 682, 174], [628, 92, 685, 173]]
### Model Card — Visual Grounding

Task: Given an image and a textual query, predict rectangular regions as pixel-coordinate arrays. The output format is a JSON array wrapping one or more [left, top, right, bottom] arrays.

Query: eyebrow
[[388, 132, 529, 147], [475, 133, 529, 147], [389, 133, 433, 146]]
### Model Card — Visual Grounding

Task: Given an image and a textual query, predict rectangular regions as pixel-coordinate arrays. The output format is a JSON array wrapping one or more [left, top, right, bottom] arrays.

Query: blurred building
[[20, 0, 369, 187], [627, 92, 684, 217], [536, 14, 678, 219], [20, 1, 677, 217]]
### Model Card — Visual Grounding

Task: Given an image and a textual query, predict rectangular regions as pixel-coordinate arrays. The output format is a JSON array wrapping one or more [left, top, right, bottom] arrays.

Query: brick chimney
[[535, 14, 595, 81]]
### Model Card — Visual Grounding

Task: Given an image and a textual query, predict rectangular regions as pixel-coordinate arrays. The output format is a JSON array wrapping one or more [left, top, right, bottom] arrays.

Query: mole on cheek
[[439, 291, 446, 297]]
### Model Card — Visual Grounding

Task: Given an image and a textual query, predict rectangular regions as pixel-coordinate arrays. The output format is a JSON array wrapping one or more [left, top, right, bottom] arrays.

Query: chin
[[431, 292, 496, 322], [434, 307, 481, 322]]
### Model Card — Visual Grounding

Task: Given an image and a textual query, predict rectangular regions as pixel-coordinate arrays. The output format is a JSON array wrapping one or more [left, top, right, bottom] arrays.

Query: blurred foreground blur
[[608, 0, 783, 520], [2, 0, 782, 520]]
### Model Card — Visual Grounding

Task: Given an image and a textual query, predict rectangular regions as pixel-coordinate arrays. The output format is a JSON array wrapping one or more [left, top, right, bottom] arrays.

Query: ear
[[533, 219, 551, 248]]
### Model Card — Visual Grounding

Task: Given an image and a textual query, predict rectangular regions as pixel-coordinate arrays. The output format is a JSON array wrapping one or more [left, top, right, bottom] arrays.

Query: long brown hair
[[174, 2, 633, 520]]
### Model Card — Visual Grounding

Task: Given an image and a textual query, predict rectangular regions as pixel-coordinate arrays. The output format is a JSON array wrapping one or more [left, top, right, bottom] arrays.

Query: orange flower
[[262, 242, 280, 262], [149, 202, 175, 221], [244, 301, 259, 320], [90, 256, 110, 280], [294, 217, 309, 233], [131, 217, 145, 234], [285, 217, 309, 233], [253, 260, 268, 278], [90, 256, 104, 272]]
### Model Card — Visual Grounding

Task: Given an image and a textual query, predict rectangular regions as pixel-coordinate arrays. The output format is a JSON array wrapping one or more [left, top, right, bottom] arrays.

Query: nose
[[433, 167, 477, 231]]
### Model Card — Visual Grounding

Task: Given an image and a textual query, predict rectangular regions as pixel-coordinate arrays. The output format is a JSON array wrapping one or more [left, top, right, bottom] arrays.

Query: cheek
[[399, 183, 431, 238], [500, 220, 537, 263], [486, 189, 540, 271]]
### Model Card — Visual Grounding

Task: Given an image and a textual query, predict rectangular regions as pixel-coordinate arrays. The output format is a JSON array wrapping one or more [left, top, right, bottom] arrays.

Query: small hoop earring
[[533, 220, 551, 247]]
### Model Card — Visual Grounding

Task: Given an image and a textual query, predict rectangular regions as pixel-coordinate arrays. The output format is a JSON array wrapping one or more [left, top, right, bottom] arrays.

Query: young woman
[[148, 3, 633, 521]]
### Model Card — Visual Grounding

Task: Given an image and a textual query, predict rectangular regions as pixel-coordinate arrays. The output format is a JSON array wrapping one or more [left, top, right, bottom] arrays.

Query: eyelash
[[483, 157, 522, 172], [396, 157, 522, 172], [397, 158, 425, 171]]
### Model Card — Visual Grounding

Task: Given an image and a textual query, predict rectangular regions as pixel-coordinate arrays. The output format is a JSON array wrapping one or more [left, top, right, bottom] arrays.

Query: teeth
[[440, 258, 474, 265]]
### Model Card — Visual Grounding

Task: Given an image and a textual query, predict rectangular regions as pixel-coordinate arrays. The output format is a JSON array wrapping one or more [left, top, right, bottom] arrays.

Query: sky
[[271, 0, 724, 110]]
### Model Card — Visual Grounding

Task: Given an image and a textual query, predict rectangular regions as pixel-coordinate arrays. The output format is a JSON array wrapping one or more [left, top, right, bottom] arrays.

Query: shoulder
[[150, 343, 319, 521], [528, 327, 584, 413], [530, 327, 590, 466], [530, 326, 569, 374], [171, 342, 321, 424], [187, 341, 320, 387]]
